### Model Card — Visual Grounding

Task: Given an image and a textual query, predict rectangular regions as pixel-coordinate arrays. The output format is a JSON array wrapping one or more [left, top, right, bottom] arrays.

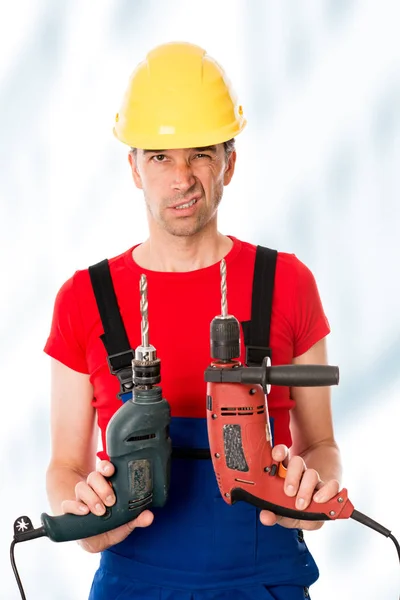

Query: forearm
[[294, 440, 342, 486], [46, 463, 89, 515]]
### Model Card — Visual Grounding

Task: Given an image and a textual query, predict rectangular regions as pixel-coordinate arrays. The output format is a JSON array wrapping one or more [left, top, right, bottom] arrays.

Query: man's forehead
[[142, 145, 219, 154]]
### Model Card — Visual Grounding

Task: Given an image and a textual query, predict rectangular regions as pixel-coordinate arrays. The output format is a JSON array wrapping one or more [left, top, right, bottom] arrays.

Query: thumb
[[128, 509, 154, 529], [271, 444, 288, 464], [104, 510, 154, 548]]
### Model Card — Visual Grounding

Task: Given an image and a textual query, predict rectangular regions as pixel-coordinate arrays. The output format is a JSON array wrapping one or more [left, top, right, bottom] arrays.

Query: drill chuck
[[133, 356, 161, 386], [210, 315, 240, 360]]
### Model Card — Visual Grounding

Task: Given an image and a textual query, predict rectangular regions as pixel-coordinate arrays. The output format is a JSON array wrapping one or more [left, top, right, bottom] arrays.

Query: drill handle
[[267, 364, 339, 386], [40, 432, 171, 543], [205, 362, 339, 390], [230, 485, 354, 522], [40, 495, 151, 543], [242, 361, 339, 391]]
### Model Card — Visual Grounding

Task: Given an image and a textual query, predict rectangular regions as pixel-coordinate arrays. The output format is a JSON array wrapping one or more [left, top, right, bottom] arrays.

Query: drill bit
[[135, 274, 157, 367], [221, 259, 227, 317], [140, 274, 149, 348], [210, 259, 240, 360]]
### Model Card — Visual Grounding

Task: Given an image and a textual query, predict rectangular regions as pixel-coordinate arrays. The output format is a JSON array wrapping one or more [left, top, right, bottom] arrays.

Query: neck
[[132, 230, 233, 272]]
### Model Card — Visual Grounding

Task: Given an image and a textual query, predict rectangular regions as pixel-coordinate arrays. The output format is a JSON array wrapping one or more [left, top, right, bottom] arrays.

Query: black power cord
[[351, 509, 400, 561], [11, 515, 46, 600], [390, 534, 400, 563], [10, 540, 26, 600]]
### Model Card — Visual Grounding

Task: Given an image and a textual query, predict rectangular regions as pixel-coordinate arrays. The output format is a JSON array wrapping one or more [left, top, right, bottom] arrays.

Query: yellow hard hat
[[113, 42, 246, 149]]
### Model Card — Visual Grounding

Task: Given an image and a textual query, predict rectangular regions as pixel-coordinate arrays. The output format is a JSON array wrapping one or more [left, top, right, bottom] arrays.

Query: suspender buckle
[[106, 349, 135, 373], [245, 345, 271, 367], [106, 349, 135, 394]]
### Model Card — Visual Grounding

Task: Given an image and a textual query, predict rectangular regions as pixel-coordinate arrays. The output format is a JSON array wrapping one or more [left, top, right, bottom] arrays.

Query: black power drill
[[11, 274, 171, 597]]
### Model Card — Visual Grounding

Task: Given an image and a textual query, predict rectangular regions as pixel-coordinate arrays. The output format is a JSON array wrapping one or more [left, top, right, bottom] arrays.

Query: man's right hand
[[60, 459, 154, 553]]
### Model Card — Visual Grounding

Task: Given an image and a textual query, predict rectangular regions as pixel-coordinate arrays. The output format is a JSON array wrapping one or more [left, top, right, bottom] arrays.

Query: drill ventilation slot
[[126, 433, 156, 442], [234, 478, 255, 485], [221, 405, 265, 416], [128, 493, 153, 511]]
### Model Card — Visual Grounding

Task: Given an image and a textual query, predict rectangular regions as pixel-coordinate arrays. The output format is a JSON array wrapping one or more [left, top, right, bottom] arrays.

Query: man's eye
[[194, 153, 210, 159], [152, 154, 166, 162]]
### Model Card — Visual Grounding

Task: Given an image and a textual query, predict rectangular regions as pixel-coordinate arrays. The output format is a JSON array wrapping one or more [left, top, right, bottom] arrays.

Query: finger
[[97, 460, 115, 477], [103, 511, 155, 549], [295, 468, 320, 510], [261, 513, 302, 530], [284, 455, 306, 497], [79, 511, 155, 553], [260, 511, 324, 531], [129, 509, 154, 529], [61, 499, 90, 515], [271, 444, 289, 464], [75, 480, 108, 516], [313, 479, 340, 503], [298, 520, 324, 532], [259, 510, 278, 527], [86, 471, 116, 508]]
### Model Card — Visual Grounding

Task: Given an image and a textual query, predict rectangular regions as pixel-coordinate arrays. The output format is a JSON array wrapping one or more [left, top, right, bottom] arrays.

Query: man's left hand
[[259, 444, 340, 531]]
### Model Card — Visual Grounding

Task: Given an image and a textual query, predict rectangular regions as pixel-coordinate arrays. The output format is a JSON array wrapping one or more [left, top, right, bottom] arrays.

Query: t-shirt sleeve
[[292, 257, 331, 357], [43, 274, 89, 374]]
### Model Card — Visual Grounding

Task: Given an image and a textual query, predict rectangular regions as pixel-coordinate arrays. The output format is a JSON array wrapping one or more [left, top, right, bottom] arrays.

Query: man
[[44, 42, 342, 599]]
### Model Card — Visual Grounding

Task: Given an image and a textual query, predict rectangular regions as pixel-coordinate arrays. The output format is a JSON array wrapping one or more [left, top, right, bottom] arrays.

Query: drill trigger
[[278, 462, 287, 478]]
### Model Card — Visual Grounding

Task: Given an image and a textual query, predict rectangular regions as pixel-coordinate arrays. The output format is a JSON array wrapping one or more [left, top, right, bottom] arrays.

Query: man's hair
[[129, 138, 236, 160], [222, 138, 235, 158]]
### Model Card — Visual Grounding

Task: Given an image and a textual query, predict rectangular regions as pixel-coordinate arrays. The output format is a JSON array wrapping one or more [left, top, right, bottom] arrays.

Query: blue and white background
[[1, 1, 399, 598]]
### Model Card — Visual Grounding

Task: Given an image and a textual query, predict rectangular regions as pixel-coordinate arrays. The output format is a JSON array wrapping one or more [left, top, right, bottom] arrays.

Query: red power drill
[[205, 259, 400, 558]]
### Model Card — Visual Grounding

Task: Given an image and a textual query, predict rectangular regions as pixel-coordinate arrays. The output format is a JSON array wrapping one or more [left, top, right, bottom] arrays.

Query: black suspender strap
[[88, 260, 135, 382], [244, 245, 278, 367]]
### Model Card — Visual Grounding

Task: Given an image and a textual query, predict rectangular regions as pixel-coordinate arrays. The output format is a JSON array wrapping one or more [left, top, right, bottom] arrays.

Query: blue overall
[[89, 417, 318, 600]]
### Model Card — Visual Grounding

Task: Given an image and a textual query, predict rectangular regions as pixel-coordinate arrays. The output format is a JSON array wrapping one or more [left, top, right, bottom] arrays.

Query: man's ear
[[223, 150, 237, 186], [128, 152, 143, 190]]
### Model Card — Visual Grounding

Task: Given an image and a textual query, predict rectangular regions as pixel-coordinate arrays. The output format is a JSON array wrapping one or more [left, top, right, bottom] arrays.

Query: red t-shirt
[[44, 237, 330, 458]]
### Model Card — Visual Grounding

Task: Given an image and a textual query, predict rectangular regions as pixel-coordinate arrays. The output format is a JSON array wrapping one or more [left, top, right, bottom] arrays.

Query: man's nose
[[172, 161, 196, 193]]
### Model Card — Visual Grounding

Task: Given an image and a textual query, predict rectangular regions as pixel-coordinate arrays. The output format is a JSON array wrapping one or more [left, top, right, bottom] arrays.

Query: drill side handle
[[205, 363, 339, 390], [265, 364, 339, 387]]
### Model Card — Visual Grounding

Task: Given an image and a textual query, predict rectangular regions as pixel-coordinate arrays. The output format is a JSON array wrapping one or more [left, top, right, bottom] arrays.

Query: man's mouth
[[172, 197, 200, 210]]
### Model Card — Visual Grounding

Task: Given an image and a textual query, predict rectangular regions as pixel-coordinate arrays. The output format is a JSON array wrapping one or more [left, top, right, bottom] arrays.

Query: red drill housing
[[206, 360, 355, 522]]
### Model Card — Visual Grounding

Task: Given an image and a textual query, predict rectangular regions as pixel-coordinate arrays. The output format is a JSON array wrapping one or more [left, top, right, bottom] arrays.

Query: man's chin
[[164, 225, 203, 237], [162, 219, 209, 237]]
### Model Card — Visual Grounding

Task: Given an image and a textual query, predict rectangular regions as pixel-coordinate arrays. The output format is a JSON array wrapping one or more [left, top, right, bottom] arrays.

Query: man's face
[[129, 144, 236, 237]]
